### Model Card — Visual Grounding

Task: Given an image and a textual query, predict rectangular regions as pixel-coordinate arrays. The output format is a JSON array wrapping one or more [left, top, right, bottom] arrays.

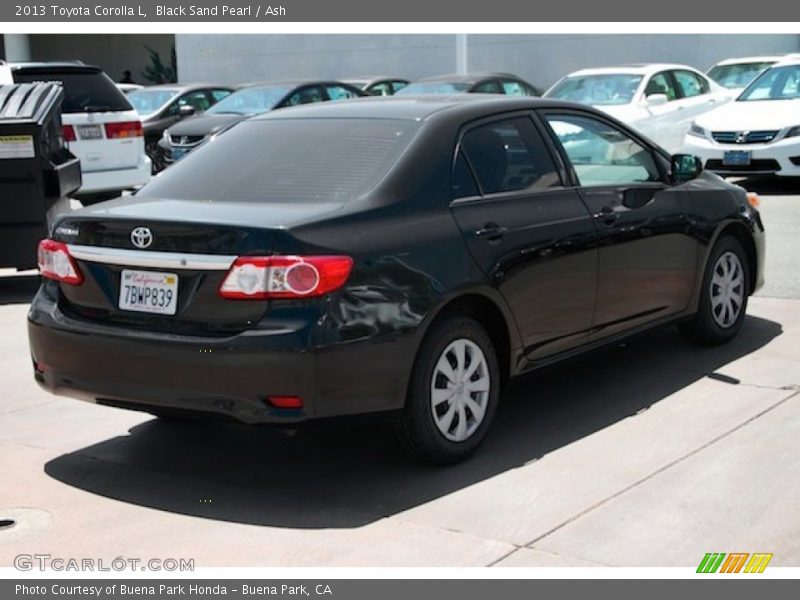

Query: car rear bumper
[[75, 156, 152, 195], [683, 135, 800, 177], [27, 288, 412, 424]]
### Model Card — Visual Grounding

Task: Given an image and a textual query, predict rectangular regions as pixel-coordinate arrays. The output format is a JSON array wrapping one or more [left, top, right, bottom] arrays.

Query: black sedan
[[397, 72, 542, 96], [29, 96, 765, 464], [126, 84, 234, 171], [157, 80, 367, 166]]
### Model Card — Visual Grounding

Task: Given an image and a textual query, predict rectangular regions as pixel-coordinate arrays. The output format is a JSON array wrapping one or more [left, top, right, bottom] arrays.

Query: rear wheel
[[680, 235, 749, 345], [396, 316, 500, 464]]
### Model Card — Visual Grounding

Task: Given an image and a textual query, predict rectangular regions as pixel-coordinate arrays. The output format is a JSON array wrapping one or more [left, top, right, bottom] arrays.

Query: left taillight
[[104, 121, 143, 139], [37, 240, 83, 285], [219, 255, 353, 300]]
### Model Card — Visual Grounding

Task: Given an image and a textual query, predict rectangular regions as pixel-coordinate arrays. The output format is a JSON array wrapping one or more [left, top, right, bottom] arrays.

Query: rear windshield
[[12, 70, 132, 113], [137, 118, 421, 203], [546, 74, 643, 105], [127, 88, 180, 115], [707, 62, 775, 89]]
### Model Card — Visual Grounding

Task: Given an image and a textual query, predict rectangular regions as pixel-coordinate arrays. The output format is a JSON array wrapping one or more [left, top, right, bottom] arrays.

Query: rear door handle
[[474, 223, 508, 240], [593, 206, 618, 225]]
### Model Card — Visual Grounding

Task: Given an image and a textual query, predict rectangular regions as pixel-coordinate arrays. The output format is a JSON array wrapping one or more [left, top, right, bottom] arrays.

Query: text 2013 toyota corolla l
[[28, 96, 765, 463]]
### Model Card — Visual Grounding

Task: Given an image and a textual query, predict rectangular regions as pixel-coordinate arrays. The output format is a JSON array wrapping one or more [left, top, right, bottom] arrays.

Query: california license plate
[[723, 150, 751, 166], [77, 124, 103, 140], [119, 270, 178, 315]]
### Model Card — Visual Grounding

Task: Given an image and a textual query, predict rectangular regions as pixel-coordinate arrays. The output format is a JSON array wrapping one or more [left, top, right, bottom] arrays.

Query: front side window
[[460, 117, 560, 195], [180, 91, 212, 111], [451, 152, 480, 199], [545, 114, 660, 187], [673, 70, 710, 98]]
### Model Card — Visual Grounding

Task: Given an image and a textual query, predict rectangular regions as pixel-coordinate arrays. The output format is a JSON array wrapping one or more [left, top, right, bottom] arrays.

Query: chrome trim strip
[[67, 245, 236, 271]]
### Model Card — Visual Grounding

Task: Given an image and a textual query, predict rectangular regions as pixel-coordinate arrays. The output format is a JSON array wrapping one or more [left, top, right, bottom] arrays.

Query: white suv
[[11, 62, 151, 204]]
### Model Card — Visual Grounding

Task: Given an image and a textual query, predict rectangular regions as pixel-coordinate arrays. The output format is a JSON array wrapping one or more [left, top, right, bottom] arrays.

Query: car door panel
[[448, 115, 598, 360], [542, 110, 698, 340]]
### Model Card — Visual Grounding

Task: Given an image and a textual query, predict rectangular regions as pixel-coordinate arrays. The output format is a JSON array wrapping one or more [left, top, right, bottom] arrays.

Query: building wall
[[176, 33, 800, 89], [22, 34, 175, 85]]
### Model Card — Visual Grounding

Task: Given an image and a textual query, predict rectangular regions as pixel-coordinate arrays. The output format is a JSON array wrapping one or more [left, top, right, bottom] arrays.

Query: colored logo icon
[[697, 553, 773, 573]]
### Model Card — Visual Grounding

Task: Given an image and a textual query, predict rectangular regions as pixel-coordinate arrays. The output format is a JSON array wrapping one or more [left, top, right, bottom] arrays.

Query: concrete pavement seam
[[523, 388, 800, 549]]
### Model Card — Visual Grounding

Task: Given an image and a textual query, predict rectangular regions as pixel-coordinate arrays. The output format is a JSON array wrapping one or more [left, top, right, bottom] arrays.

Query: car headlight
[[785, 126, 800, 138], [688, 122, 708, 138]]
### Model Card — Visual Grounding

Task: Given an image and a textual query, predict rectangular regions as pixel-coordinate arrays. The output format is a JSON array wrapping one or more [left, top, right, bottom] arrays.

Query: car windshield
[[396, 81, 473, 94], [127, 88, 180, 115], [137, 118, 422, 203], [546, 74, 643, 105], [12, 70, 132, 113], [708, 62, 775, 89], [206, 85, 292, 115], [738, 64, 800, 101]]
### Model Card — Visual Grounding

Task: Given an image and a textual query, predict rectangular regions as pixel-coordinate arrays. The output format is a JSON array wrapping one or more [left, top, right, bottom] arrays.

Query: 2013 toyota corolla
[[28, 96, 765, 463]]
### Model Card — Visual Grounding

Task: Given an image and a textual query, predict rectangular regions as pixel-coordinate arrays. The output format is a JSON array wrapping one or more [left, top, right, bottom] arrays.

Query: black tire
[[680, 235, 750, 346], [146, 137, 166, 174], [395, 316, 500, 464]]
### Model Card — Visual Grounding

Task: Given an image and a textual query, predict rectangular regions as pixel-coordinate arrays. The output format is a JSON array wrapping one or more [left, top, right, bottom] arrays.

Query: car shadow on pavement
[[45, 315, 782, 529], [0, 275, 39, 306]]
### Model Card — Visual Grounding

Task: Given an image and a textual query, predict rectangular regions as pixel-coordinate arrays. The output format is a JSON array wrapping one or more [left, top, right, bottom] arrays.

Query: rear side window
[[137, 118, 422, 204], [645, 72, 677, 101], [460, 117, 561, 195], [673, 70, 710, 98], [12, 70, 132, 113]]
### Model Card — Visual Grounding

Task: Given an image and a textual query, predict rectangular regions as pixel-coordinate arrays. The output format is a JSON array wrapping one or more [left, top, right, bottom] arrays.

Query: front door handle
[[474, 223, 508, 241]]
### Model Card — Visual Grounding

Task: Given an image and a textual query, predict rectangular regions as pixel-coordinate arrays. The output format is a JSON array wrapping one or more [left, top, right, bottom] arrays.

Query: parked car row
[[7, 51, 796, 206]]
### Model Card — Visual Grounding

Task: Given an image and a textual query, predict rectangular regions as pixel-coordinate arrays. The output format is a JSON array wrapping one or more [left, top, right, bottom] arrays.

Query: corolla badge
[[130, 226, 154, 249]]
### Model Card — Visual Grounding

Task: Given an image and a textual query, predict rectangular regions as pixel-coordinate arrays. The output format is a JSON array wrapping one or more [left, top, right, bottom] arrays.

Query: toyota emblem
[[131, 227, 153, 249]]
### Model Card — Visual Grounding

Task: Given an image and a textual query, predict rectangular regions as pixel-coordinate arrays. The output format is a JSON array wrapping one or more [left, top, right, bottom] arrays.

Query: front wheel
[[680, 235, 750, 345], [395, 316, 500, 464]]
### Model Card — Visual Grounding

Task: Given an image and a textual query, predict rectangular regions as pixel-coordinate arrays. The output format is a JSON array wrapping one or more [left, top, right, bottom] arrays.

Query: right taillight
[[37, 239, 83, 285], [219, 255, 353, 300], [62, 125, 76, 142]]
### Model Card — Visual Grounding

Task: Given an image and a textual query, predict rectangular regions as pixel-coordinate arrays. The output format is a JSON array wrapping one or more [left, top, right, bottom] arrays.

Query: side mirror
[[178, 105, 196, 117], [671, 154, 703, 184], [645, 93, 668, 106]]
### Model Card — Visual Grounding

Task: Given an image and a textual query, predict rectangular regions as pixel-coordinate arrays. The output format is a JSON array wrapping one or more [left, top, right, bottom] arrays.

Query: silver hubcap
[[430, 339, 490, 443], [710, 251, 745, 329]]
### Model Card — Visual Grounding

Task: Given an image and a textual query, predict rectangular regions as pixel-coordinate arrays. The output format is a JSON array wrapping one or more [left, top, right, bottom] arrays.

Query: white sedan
[[684, 58, 800, 177], [545, 64, 731, 153]]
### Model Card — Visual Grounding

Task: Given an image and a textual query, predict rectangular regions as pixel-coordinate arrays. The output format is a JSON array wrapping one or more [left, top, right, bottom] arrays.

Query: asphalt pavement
[[0, 180, 798, 568]]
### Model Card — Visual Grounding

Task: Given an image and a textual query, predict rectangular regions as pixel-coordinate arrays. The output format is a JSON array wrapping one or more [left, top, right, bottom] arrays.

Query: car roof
[[134, 83, 232, 91], [344, 76, 409, 83], [252, 94, 580, 123], [711, 56, 786, 67], [772, 55, 800, 68], [564, 63, 699, 77], [8, 61, 102, 74], [414, 72, 526, 84]]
